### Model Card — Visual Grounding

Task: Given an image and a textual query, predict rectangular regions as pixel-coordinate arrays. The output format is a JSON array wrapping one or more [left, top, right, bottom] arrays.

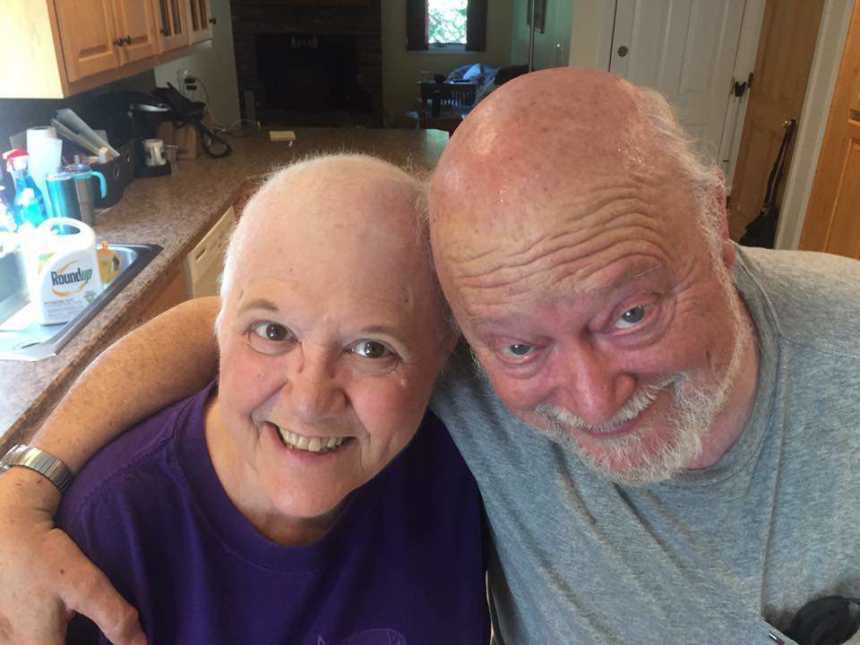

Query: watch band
[[0, 444, 73, 494]]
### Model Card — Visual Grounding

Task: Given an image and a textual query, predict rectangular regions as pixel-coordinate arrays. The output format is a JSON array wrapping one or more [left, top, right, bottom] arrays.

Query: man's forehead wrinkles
[[450, 214, 666, 295], [441, 181, 649, 263], [456, 246, 668, 328], [446, 189, 658, 274]]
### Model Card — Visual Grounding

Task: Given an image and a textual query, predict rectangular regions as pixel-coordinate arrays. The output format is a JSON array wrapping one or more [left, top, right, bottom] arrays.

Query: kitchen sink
[[0, 243, 161, 362]]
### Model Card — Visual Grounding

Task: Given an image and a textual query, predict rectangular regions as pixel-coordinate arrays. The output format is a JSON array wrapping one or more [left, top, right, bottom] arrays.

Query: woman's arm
[[0, 296, 220, 644]]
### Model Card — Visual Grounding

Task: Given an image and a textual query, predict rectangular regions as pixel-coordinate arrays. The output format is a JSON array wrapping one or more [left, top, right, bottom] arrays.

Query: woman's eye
[[247, 321, 295, 355], [252, 322, 290, 341], [615, 305, 647, 329], [350, 340, 392, 359]]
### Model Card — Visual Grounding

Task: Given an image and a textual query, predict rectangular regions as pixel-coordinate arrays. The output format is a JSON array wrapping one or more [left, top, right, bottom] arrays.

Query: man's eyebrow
[[575, 262, 664, 296], [236, 298, 280, 314]]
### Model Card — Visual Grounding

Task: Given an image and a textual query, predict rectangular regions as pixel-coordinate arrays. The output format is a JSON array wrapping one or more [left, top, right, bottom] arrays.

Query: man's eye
[[349, 340, 393, 359], [615, 305, 647, 329], [501, 343, 535, 361]]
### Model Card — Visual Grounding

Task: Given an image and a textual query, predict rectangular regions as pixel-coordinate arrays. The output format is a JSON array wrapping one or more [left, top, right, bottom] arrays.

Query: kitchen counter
[[0, 128, 449, 449]]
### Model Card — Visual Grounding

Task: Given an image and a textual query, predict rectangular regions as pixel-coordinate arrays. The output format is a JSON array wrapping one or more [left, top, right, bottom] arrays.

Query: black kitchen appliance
[[152, 83, 232, 159], [129, 100, 172, 177], [94, 141, 135, 208]]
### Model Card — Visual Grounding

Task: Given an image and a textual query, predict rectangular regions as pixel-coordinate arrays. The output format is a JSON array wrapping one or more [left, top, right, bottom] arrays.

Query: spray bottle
[[2, 149, 47, 231]]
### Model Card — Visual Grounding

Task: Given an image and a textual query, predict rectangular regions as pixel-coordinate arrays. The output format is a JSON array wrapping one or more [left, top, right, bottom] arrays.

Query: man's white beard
[[535, 268, 749, 486]]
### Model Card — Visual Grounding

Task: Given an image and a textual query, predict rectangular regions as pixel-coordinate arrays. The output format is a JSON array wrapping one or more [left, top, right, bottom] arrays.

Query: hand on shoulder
[[0, 467, 146, 645]]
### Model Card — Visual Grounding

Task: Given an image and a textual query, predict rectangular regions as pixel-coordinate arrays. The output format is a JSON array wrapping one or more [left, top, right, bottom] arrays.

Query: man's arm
[[0, 296, 220, 645], [32, 296, 221, 471]]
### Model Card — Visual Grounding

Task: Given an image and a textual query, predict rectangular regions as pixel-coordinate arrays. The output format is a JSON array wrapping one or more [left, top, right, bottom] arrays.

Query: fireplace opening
[[255, 33, 374, 126]]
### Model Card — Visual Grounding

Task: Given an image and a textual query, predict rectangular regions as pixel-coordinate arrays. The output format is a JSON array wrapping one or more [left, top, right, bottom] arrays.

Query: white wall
[[154, 0, 241, 127], [510, 0, 573, 70], [568, 0, 614, 69], [381, 0, 514, 124]]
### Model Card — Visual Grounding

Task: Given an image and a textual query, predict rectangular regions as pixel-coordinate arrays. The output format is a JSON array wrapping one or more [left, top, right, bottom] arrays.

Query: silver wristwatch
[[0, 444, 73, 494]]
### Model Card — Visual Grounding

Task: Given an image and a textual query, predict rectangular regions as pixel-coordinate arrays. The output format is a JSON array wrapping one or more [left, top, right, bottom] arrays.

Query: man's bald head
[[429, 68, 725, 261]]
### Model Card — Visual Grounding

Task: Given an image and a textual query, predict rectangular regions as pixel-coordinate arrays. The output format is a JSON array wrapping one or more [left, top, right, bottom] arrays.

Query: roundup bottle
[[21, 218, 103, 324]]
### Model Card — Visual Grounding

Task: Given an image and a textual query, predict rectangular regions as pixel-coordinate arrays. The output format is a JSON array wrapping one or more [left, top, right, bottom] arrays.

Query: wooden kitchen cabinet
[[52, 0, 159, 80], [113, 0, 160, 63], [139, 268, 188, 322], [155, 0, 190, 52], [187, 0, 214, 45], [0, 0, 211, 99], [53, 0, 121, 83]]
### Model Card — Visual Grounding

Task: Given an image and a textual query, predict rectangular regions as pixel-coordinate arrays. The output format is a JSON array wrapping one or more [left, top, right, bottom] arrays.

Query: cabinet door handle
[[113, 37, 125, 47], [209, 17, 217, 24]]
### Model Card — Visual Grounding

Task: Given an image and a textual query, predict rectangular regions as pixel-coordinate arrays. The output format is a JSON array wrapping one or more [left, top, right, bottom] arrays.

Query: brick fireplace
[[230, 0, 383, 127]]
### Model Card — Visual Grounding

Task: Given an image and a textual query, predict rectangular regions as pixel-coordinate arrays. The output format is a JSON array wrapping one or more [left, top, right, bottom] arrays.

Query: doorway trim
[[776, 0, 856, 249], [718, 0, 765, 193]]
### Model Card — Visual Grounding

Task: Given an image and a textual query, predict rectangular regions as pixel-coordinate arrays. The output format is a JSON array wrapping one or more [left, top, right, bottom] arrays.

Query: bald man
[[2, 69, 860, 644]]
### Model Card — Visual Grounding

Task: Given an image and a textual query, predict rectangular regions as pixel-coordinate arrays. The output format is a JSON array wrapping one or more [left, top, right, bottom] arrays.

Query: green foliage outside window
[[428, 0, 468, 45]]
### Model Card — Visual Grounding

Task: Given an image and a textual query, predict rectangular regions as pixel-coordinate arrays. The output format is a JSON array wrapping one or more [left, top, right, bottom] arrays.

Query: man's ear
[[712, 182, 736, 270]]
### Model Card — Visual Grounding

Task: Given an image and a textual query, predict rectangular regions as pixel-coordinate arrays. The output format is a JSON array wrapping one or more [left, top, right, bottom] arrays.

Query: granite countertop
[[0, 127, 449, 449]]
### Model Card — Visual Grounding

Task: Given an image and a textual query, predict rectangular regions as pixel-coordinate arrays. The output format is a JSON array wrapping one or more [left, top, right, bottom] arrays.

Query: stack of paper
[[52, 109, 119, 160]]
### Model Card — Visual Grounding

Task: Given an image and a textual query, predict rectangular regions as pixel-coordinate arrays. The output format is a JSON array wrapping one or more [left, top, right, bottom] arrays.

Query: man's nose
[[554, 342, 635, 426], [283, 348, 346, 422]]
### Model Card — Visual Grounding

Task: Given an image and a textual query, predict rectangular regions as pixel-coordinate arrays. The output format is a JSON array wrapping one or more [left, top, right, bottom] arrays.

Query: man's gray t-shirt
[[432, 247, 860, 644]]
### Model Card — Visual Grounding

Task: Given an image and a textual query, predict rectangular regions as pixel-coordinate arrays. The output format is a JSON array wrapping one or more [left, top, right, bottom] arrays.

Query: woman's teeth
[[276, 426, 347, 453]]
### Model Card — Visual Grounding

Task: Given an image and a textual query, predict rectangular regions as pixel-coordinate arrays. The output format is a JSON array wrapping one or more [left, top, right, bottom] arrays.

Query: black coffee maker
[[129, 100, 172, 177]]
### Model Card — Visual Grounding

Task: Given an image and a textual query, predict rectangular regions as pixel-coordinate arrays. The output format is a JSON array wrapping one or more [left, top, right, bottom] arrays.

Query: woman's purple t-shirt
[[59, 383, 489, 644]]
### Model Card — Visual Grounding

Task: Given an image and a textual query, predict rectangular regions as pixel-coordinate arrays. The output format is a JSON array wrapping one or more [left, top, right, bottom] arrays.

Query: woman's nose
[[283, 349, 347, 422]]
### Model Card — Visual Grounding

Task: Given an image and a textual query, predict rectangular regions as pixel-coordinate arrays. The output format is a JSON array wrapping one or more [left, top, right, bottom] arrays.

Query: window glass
[[428, 0, 468, 46]]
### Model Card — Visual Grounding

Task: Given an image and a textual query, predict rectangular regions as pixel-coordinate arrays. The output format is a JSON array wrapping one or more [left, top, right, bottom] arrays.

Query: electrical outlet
[[175, 68, 194, 94]]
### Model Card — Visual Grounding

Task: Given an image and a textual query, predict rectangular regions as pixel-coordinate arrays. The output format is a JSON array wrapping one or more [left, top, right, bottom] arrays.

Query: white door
[[609, 0, 747, 165]]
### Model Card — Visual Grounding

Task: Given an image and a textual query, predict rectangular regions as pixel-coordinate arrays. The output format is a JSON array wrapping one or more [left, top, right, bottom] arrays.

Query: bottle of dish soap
[[97, 240, 120, 285], [3, 149, 47, 231]]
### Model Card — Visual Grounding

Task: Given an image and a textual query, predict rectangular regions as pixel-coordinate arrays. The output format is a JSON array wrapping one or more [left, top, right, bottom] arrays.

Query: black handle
[[733, 73, 754, 98], [209, 17, 217, 24]]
